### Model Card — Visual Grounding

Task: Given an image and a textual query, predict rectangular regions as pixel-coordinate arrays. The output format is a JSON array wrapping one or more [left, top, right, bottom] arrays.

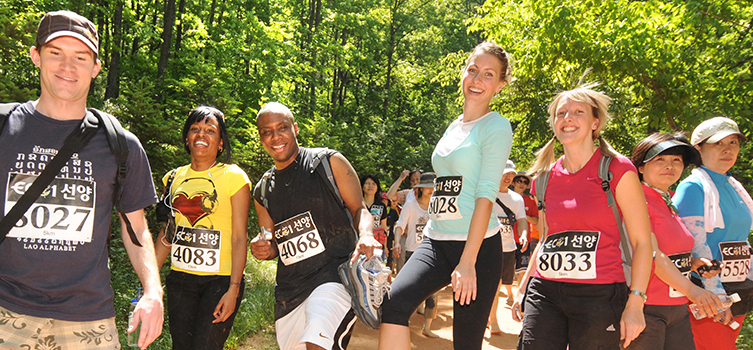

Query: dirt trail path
[[238, 284, 522, 350], [347, 285, 521, 350]]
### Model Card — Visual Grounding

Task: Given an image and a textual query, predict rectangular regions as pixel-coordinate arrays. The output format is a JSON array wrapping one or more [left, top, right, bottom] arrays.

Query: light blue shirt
[[427, 111, 512, 240]]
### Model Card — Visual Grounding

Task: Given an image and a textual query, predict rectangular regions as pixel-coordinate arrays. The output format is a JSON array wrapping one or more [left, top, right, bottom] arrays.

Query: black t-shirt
[[253, 147, 357, 319]]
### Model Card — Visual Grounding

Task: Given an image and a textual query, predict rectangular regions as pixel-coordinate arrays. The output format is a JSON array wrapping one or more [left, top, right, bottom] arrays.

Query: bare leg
[[422, 317, 439, 338], [504, 284, 514, 304], [378, 324, 411, 350], [306, 342, 325, 350]]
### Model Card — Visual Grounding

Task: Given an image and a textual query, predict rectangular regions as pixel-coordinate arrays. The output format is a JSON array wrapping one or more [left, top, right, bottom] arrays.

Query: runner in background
[[488, 160, 527, 335], [512, 171, 539, 284], [393, 172, 439, 338], [383, 193, 400, 277], [673, 117, 753, 350], [362, 174, 389, 260], [629, 132, 723, 350], [386, 169, 423, 205]]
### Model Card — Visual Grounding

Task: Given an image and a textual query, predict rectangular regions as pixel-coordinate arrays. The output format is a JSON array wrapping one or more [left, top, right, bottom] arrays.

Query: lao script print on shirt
[[171, 226, 221, 273], [5, 172, 95, 242], [429, 176, 462, 221], [538, 230, 600, 280], [275, 211, 325, 266], [668, 252, 692, 298], [719, 241, 752, 283]]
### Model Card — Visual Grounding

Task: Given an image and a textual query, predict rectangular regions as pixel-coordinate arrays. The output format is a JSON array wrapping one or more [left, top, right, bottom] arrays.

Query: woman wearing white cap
[[513, 86, 653, 349], [673, 116, 753, 350], [629, 133, 723, 350]]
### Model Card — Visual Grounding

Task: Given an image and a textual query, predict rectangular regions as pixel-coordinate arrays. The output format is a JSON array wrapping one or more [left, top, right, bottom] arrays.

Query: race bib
[[668, 252, 692, 298], [538, 231, 599, 280], [5, 173, 96, 242], [499, 216, 514, 236], [429, 176, 462, 221], [171, 226, 221, 273], [415, 223, 426, 244], [719, 241, 752, 283], [274, 212, 326, 266]]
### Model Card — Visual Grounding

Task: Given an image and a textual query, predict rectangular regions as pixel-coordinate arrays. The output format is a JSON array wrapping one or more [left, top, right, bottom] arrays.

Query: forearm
[[654, 251, 696, 296], [526, 216, 538, 227], [230, 234, 248, 287], [122, 215, 162, 298], [154, 227, 170, 271], [386, 176, 406, 202], [517, 240, 542, 294], [355, 207, 375, 238], [629, 239, 653, 294]]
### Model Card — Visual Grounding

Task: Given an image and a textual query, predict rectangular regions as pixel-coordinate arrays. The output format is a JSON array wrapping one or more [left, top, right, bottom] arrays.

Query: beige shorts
[[0, 305, 120, 350], [275, 283, 356, 350]]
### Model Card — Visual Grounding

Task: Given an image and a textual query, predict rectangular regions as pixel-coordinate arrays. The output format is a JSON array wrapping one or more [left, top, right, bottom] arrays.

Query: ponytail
[[529, 137, 558, 177]]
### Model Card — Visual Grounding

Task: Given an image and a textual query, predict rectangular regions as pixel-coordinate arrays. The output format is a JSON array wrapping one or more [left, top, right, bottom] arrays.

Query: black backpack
[[0, 102, 143, 247]]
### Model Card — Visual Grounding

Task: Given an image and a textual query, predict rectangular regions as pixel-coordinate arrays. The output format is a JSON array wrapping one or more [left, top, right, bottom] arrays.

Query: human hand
[[394, 242, 402, 257], [511, 294, 524, 322], [687, 287, 724, 319], [692, 258, 722, 278], [250, 233, 274, 260], [519, 236, 528, 252], [713, 308, 733, 325], [400, 169, 410, 180], [451, 260, 477, 306], [619, 297, 645, 348], [351, 234, 381, 262], [212, 286, 240, 323], [129, 291, 164, 350]]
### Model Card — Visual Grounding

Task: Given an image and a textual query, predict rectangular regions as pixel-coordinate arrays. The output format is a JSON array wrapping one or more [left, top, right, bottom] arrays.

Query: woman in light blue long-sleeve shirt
[[378, 42, 513, 350]]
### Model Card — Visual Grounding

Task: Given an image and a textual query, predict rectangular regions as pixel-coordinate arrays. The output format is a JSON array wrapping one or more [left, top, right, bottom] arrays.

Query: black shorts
[[518, 278, 628, 350], [629, 304, 695, 350], [501, 251, 516, 284]]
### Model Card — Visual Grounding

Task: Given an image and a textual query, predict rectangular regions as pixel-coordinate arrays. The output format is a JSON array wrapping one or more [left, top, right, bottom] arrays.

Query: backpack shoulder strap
[[598, 155, 632, 265], [495, 197, 516, 223], [310, 148, 346, 210], [534, 169, 551, 212], [258, 169, 274, 210], [87, 109, 142, 247], [0, 103, 22, 135]]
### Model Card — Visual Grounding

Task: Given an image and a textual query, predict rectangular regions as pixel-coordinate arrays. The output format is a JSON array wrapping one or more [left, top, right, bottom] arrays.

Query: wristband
[[629, 290, 647, 302], [230, 281, 242, 287]]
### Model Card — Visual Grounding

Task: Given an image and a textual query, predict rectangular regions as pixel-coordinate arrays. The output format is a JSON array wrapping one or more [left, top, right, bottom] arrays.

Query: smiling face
[[696, 134, 740, 174], [499, 172, 516, 191], [461, 53, 506, 109], [553, 98, 599, 148], [639, 154, 684, 192], [186, 115, 223, 162], [31, 36, 100, 106], [257, 112, 299, 169]]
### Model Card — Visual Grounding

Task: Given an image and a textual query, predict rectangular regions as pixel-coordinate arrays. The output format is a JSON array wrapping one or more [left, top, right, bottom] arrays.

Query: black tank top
[[253, 147, 357, 319]]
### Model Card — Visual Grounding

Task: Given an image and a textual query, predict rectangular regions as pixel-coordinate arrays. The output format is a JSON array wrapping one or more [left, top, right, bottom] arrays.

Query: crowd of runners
[[0, 9, 751, 350]]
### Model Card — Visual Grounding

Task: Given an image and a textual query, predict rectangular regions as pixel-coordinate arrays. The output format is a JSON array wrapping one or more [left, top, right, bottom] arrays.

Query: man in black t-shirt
[[250, 102, 380, 350]]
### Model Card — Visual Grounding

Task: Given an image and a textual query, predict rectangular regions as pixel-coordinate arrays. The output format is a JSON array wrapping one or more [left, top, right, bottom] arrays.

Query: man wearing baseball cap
[[0, 10, 163, 349]]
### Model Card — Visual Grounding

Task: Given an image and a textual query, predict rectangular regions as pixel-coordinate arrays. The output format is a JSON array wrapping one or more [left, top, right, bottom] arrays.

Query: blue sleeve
[[673, 180, 704, 218], [474, 115, 512, 202]]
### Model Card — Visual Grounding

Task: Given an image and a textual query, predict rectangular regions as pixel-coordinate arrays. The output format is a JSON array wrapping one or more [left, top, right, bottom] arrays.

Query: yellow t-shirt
[[161, 163, 250, 275]]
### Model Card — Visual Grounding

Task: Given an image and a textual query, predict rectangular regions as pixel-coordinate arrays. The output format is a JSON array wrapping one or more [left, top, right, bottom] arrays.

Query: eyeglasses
[[514, 179, 530, 185]]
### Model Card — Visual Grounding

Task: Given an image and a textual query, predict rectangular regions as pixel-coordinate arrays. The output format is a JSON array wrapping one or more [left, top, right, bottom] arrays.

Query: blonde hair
[[529, 85, 619, 176], [466, 42, 513, 83]]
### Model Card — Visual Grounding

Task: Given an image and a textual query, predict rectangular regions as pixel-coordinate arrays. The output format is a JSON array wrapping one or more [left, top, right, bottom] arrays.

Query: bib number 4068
[[279, 232, 321, 261]]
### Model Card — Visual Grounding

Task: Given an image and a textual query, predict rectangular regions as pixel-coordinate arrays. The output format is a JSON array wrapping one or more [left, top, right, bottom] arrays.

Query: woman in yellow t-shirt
[[155, 106, 250, 350]]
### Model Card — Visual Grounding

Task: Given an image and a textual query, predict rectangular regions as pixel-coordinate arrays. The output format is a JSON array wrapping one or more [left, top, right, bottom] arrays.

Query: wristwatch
[[629, 289, 647, 303]]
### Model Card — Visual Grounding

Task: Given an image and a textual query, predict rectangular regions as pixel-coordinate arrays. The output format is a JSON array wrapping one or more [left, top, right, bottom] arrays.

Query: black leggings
[[381, 233, 502, 350]]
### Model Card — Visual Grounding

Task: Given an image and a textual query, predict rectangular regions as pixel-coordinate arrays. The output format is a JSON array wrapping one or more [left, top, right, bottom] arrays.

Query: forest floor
[[236, 284, 522, 350]]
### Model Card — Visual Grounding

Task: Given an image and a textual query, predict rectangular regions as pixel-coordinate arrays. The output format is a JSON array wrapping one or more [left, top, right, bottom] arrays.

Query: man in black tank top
[[251, 102, 381, 350]]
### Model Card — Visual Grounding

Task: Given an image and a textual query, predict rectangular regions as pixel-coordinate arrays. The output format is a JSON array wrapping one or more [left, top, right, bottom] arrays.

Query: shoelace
[[372, 268, 392, 306]]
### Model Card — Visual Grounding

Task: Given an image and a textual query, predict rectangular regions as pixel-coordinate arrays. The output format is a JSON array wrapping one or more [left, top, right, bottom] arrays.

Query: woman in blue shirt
[[378, 42, 513, 350], [673, 117, 753, 350]]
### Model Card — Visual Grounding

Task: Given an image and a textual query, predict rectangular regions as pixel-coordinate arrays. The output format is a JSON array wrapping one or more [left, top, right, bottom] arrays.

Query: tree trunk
[[174, 0, 186, 54], [157, 0, 176, 97], [105, 0, 123, 100]]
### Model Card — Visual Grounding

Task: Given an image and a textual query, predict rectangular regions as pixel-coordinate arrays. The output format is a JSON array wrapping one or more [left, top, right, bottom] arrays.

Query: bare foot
[[489, 321, 502, 335], [422, 326, 439, 338]]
